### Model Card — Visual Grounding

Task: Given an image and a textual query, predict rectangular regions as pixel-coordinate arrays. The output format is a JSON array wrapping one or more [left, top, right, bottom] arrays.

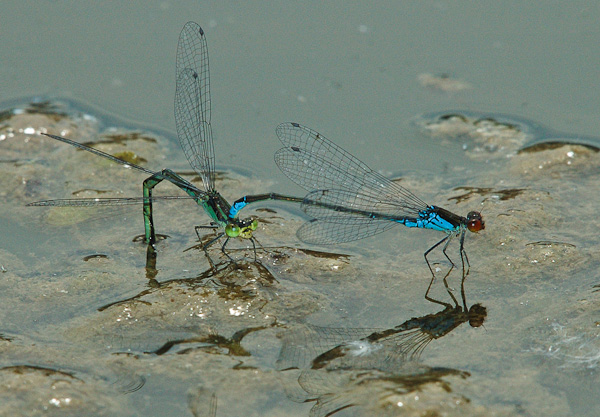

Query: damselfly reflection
[[277, 300, 486, 417]]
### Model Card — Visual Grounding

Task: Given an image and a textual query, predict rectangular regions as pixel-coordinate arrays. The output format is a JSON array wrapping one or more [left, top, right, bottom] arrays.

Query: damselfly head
[[226, 218, 258, 239], [466, 211, 485, 232]]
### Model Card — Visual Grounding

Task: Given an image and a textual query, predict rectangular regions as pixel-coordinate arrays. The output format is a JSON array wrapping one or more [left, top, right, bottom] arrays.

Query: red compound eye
[[466, 211, 485, 232]]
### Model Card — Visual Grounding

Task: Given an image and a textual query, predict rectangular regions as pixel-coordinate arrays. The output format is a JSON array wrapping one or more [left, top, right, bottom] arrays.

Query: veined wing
[[277, 324, 430, 372], [175, 22, 215, 192], [297, 217, 398, 244], [274, 122, 427, 212], [277, 325, 381, 371], [296, 188, 419, 244], [302, 188, 423, 221]]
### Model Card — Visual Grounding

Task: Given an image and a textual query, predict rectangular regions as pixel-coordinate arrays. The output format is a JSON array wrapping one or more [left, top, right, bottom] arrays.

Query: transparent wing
[[274, 122, 428, 213], [296, 187, 424, 244], [296, 217, 397, 244], [175, 22, 215, 191], [277, 324, 431, 372], [302, 188, 420, 221], [274, 122, 431, 243], [277, 325, 382, 371]]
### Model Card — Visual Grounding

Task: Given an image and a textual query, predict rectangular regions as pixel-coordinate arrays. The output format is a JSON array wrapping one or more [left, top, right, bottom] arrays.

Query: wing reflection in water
[[276, 302, 487, 417]]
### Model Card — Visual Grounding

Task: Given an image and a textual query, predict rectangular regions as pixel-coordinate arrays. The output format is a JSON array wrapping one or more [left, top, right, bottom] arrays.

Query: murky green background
[[2, 1, 600, 416]]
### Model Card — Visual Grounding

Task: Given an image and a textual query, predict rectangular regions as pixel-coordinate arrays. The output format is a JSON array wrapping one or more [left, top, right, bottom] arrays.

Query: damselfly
[[277, 296, 486, 416], [29, 22, 260, 260], [229, 122, 485, 280]]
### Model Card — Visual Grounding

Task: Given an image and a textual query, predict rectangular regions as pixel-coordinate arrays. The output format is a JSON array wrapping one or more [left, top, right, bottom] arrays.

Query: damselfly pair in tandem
[[29, 22, 485, 300]]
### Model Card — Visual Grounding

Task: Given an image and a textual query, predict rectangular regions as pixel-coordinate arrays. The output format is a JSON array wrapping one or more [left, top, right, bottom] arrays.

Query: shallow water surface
[[1, 101, 600, 416], [2, 2, 600, 415]]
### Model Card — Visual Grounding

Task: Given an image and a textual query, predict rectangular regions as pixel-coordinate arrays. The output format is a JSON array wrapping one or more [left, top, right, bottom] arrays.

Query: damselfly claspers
[[28, 22, 263, 261]]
